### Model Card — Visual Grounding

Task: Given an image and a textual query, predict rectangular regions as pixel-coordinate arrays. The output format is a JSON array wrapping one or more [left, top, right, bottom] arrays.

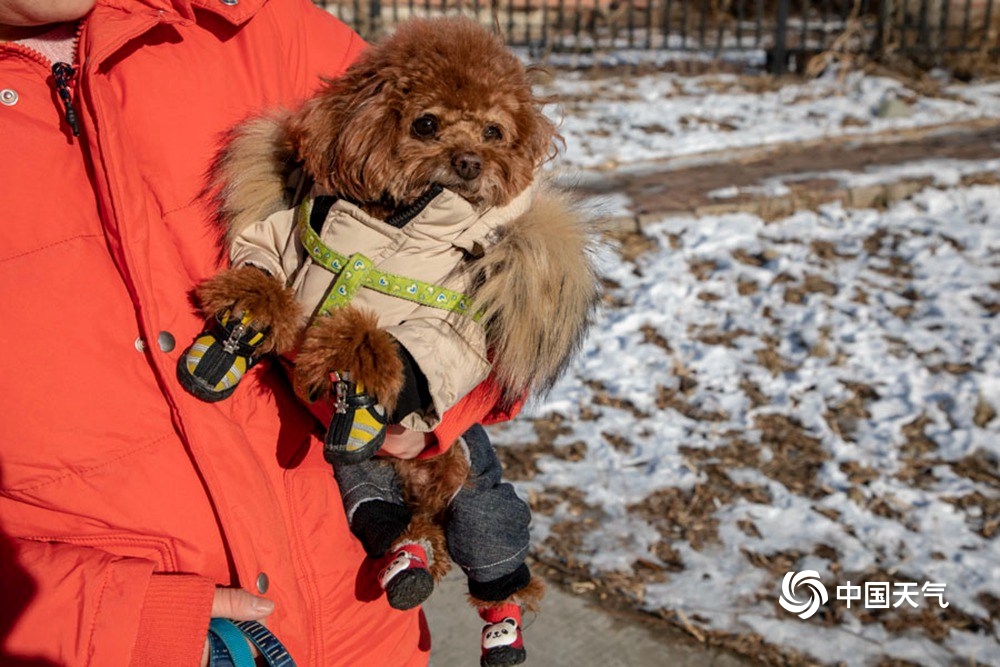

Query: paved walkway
[[424, 569, 749, 666]]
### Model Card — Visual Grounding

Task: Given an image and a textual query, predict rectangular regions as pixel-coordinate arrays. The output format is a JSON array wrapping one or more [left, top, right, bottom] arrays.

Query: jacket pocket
[[21, 533, 179, 572]]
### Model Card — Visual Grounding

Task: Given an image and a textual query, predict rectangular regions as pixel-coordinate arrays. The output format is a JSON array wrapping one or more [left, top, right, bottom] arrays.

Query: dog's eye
[[412, 114, 439, 139], [483, 125, 503, 142]]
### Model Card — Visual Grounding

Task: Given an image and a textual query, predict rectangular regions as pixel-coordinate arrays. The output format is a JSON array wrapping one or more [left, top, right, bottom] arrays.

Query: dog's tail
[[469, 184, 601, 401], [207, 110, 302, 246]]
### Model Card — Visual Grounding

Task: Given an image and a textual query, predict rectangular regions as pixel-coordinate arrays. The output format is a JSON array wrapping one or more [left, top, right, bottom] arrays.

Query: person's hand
[[200, 588, 274, 667], [377, 425, 431, 460]]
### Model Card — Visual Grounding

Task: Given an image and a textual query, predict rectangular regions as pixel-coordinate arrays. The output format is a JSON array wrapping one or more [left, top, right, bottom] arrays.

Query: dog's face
[[393, 97, 531, 208], [286, 17, 557, 211]]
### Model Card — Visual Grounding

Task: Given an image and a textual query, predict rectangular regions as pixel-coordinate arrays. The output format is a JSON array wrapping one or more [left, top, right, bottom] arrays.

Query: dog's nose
[[451, 153, 482, 181]]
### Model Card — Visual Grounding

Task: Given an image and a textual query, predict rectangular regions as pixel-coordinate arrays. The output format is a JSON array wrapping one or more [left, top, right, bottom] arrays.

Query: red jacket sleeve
[[0, 533, 214, 667], [299, 372, 522, 459], [286, 0, 368, 92], [130, 575, 217, 667], [424, 374, 524, 458]]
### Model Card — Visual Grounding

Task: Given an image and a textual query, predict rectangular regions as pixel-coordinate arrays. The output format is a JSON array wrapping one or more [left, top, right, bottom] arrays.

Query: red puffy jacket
[[0, 1, 449, 664]]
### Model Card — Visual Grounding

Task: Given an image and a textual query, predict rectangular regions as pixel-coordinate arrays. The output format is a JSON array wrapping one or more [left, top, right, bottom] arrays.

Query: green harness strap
[[297, 200, 482, 321]]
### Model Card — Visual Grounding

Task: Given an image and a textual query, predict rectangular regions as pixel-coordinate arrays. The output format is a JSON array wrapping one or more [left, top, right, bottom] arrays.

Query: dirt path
[[573, 118, 1000, 226]]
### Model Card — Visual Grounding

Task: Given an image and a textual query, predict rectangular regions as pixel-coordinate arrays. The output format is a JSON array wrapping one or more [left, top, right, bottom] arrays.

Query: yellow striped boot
[[177, 309, 267, 402], [324, 373, 388, 464]]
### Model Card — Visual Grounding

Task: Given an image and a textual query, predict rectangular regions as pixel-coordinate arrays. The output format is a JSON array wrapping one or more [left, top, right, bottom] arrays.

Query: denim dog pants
[[334, 424, 531, 583]]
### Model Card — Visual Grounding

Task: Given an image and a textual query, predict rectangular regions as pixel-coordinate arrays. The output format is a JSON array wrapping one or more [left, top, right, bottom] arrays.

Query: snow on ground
[[538, 68, 1000, 171], [492, 183, 1000, 666], [488, 69, 1000, 665]]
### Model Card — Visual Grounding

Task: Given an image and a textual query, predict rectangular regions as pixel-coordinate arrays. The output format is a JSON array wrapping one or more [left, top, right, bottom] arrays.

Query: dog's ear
[[326, 83, 401, 203], [513, 67, 560, 167], [284, 86, 341, 184], [519, 101, 559, 167], [285, 74, 399, 202]]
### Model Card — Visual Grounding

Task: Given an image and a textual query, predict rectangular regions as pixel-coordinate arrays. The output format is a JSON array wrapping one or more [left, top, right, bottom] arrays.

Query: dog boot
[[177, 308, 267, 402], [378, 542, 434, 611], [480, 603, 526, 667], [323, 372, 388, 465]]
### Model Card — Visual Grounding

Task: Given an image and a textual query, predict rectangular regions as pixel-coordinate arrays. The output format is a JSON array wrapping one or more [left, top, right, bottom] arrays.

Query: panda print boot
[[479, 603, 526, 667]]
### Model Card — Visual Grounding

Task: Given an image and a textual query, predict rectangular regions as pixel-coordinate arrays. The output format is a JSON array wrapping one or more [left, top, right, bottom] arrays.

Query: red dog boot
[[378, 542, 434, 610], [479, 603, 526, 667]]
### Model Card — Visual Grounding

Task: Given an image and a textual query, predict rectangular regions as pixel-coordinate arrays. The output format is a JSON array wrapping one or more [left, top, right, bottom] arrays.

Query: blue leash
[[208, 619, 296, 667]]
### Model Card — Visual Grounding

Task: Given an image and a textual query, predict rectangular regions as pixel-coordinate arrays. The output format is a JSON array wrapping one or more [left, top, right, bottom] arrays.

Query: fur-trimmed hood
[[467, 184, 600, 398]]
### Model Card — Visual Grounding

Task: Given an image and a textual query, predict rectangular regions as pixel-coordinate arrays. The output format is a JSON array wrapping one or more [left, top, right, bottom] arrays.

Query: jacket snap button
[[157, 331, 176, 353], [256, 572, 270, 594], [134, 337, 147, 352], [220, 0, 239, 5], [0, 89, 18, 106]]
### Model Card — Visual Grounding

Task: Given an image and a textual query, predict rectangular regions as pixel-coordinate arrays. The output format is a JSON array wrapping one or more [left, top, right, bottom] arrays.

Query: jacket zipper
[[56, 20, 85, 137], [0, 21, 83, 137], [52, 62, 80, 136], [52, 63, 80, 137]]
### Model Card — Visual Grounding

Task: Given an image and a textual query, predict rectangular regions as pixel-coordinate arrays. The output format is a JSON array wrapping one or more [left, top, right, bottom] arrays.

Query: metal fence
[[314, 0, 999, 72]]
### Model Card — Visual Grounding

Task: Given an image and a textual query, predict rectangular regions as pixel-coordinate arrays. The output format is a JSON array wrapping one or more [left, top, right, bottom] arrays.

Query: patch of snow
[[491, 184, 1000, 665]]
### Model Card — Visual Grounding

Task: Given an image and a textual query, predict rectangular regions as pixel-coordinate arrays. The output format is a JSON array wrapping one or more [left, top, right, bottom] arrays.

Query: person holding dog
[[0, 0, 464, 664]]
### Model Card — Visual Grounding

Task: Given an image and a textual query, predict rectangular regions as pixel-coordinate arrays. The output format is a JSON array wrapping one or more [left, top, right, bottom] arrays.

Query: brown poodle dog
[[184, 16, 598, 666], [286, 21, 554, 218]]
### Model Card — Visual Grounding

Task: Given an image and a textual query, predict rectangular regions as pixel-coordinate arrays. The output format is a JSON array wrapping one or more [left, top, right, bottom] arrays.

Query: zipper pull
[[51, 62, 80, 137], [333, 372, 350, 414]]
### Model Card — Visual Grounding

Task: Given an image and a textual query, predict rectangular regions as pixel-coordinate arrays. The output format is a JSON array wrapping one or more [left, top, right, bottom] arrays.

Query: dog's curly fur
[[294, 306, 404, 413], [195, 265, 302, 356], [284, 18, 556, 218], [204, 16, 600, 620]]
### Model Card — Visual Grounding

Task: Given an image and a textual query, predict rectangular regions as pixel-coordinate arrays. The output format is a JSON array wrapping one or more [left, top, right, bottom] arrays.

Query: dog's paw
[[294, 306, 404, 410], [196, 265, 302, 354]]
